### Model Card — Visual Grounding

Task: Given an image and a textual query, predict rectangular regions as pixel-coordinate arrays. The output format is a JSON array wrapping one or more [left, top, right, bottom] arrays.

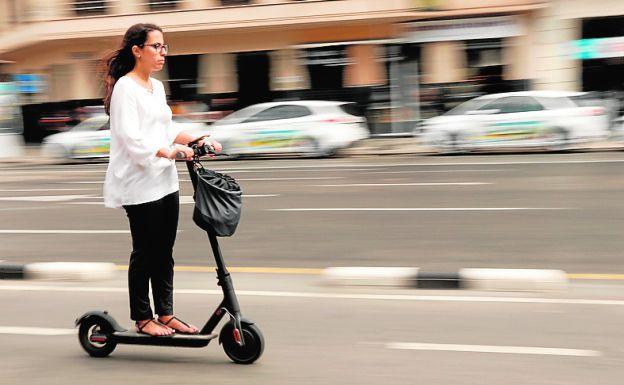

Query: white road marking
[[0, 326, 76, 336], [197, 168, 381, 173], [0, 195, 95, 202], [237, 177, 345, 181], [179, 177, 344, 182], [0, 188, 96, 192], [1, 284, 623, 306], [0, 206, 61, 212], [385, 342, 601, 357], [174, 159, 624, 170], [66, 194, 280, 205], [178, 195, 279, 204], [314, 182, 492, 187], [2, 170, 107, 174], [0, 230, 130, 234], [57, 181, 103, 184], [368, 169, 507, 174], [269, 207, 571, 212]]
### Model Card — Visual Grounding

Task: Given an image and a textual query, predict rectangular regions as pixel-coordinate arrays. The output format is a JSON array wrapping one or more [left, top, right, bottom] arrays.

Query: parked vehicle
[[187, 101, 369, 157], [420, 91, 610, 153], [41, 114, 204, 160]]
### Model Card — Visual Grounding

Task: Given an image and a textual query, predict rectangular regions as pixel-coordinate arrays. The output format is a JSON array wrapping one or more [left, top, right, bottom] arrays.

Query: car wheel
[[547, 128, 569, 152], [299, 137, 327, 158], [441, 132, 466, 155], [44, 144, 68, 159]]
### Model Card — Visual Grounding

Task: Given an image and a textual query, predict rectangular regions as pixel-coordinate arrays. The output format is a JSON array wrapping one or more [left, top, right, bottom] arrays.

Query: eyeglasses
[[140, 43, 169, 54]]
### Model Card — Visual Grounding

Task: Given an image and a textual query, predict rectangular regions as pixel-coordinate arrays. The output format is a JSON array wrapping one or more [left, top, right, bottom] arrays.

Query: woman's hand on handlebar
[[197, 138, 222, 153], [163, 145, 194, 161], [195, 138, 222, 158]]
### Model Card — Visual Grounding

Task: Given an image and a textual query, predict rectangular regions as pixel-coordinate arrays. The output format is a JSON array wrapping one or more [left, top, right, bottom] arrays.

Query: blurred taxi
[[187, 101, 369, 157], [421, 91, 610, 153], [41, 114, 203, 160], [42, 114, 110, 159]]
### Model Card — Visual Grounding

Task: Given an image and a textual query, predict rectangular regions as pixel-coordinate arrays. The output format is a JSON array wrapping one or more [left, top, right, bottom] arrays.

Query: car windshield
[[445, 98, 491, 115], [570, 95, 604, 108], [72, 116, 108, 132], [212, 105, 265, 126]]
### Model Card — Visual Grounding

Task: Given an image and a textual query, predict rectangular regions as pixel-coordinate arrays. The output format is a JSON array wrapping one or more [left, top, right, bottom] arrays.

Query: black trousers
[[123, 191, 179, 321]]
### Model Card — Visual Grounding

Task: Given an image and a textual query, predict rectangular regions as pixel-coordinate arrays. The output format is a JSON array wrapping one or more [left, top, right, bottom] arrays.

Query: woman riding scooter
[[102, 23, 222, 337]]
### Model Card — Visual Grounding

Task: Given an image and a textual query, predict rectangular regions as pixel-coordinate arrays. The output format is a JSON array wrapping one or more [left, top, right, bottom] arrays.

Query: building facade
[[0, 0, 556, 137]]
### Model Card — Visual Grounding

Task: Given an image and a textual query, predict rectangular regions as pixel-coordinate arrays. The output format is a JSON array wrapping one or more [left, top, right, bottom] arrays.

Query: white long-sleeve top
[[103, 75, 182, 208]]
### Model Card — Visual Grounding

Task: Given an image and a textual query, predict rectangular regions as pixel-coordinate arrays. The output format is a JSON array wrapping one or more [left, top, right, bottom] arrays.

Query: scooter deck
[[112, 331, 219, 347]]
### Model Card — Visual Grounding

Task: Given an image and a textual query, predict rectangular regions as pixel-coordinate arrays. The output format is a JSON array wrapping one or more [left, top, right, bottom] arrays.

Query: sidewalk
[[0, 138, 430, 168], [340, 136, 431, 156], [1, 138, 623, 168], [0, 145, 56, 168]]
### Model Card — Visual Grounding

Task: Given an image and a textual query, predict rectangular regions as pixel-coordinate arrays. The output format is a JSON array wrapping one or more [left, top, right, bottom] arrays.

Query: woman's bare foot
[[136, 319, 174, 336], [158, 315, 199, 334]]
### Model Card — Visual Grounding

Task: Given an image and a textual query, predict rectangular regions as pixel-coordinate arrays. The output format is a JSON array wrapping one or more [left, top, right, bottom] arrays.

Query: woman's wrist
[[156, 147, 174, 159]]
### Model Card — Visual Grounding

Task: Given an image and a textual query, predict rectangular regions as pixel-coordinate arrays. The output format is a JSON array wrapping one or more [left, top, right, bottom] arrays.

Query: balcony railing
[[220, 0, 252, 5], [142, 0, 182, 11], [72, 0, 108, 16]]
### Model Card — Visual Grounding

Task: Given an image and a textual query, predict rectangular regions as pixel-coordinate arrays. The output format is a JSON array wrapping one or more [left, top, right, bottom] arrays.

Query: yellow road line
[[566, 274, 624, 281], [115, 265, 322, 275], [114, 265, 624, 279]]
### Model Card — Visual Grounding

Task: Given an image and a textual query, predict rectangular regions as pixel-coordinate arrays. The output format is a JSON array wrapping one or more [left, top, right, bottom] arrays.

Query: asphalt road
[[2, 152, 624, 384], [1, 271, 623, 385], [1, 152, 624, 273]]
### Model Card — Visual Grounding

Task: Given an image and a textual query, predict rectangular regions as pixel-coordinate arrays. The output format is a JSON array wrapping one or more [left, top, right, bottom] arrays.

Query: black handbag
[[192, 167, 242, 237]]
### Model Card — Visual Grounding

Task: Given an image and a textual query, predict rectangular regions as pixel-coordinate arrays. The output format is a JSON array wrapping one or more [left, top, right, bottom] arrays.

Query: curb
[[0, 262, 116, 281], [322, 267, 568, 291]]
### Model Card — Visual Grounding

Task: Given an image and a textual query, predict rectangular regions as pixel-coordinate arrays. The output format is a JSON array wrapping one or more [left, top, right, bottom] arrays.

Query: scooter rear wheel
[[220, 322, 264, 364], [78, 318, 117, 357]]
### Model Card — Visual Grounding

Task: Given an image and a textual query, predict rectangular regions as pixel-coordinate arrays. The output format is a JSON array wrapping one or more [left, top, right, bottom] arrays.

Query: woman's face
[[135, 30, 167, 73]]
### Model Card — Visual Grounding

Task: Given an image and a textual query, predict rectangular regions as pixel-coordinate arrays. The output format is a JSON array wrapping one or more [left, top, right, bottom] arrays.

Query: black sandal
[[160, 316, 199, 335], [136, 319, 173, 337]]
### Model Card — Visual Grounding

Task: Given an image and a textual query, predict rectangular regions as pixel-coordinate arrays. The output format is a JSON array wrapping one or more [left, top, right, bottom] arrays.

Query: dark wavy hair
[[102, 23, 163, 115]]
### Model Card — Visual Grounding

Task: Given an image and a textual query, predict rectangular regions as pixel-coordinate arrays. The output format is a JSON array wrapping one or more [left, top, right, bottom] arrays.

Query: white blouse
[[103, 75, 182, 208]]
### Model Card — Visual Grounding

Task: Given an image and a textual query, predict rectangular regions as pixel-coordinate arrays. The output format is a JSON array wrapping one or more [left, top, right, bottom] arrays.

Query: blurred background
[[2, 0, 624, 154], [2, 2, 624, 385]]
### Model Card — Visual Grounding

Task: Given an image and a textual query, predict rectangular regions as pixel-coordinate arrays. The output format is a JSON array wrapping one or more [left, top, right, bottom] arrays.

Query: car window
[[244, 105, 312, 123], [72, 117, 109, 132], [570, 95, 605, 108], [213, 105, 265, 126], [480, 96, 544, 114], [339, 103, 364, 117], [537, 97, 576, 110], [445, 98, 491, 115]]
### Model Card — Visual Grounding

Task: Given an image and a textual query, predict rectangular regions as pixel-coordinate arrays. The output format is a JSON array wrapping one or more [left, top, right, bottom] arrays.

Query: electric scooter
[[75, 142, 264, 364]]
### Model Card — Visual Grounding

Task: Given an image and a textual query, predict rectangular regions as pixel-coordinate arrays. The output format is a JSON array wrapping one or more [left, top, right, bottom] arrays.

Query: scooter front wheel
[[78, 318, 117, 357], [220, 322, 264, 364]]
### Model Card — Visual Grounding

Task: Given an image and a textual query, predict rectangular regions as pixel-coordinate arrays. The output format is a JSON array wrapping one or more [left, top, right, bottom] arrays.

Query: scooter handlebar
[[192, 142, 216, 157]]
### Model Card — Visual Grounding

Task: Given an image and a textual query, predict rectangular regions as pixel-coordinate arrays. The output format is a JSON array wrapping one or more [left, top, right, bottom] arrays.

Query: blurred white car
[[41, 114, 204, 160], [188, 101, 369, 157], [421, 91, 610, 152], [610, 115, 624, 142], [42, 114, 111, 159]]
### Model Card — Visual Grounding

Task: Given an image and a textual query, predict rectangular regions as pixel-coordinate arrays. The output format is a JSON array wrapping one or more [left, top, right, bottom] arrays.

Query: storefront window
[[465, 38, 508, 95], [581, 16, 624, 92], [301, 46, 347, 91]]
